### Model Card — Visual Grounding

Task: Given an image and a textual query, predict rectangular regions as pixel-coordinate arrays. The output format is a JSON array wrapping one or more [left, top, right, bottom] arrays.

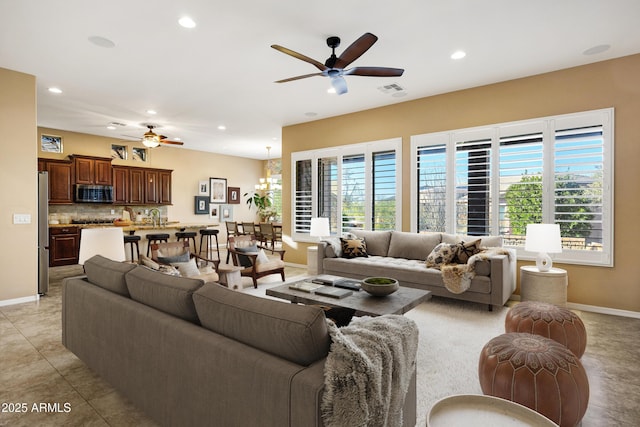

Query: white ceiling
[[2, 0, 639, 160]]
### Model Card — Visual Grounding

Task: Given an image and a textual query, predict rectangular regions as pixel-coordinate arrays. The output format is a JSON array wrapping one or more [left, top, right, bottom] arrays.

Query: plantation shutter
[[372, 150, 396, 230], [416, 143, 448, 232], [294, 159, 312, 234], [455, 137, 492, 236], [342, 154, 366, 232]]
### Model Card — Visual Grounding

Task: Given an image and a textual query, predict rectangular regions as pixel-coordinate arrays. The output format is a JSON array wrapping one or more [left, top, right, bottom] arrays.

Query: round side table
[[520, 266, 568, 306]]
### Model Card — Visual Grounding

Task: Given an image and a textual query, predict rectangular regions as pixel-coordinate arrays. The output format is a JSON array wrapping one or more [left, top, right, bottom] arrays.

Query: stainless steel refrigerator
[[38, 171, 49, 295]]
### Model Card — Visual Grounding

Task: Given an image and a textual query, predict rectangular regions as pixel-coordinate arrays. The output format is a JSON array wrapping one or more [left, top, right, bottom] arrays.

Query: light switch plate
[[13, 213, 32, 224]]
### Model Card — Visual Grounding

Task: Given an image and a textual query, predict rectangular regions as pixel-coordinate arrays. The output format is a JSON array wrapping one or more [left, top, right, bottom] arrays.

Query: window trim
[[291, 138, 402, 242], [410, 108, 614, 267]]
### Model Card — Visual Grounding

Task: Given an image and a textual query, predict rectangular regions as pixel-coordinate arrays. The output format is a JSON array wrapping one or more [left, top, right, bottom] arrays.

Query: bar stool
[[146, 233, 170, 256], [124, 234, 141, 262], [175, 231, 197, 251], [199, 229, 220, 261]]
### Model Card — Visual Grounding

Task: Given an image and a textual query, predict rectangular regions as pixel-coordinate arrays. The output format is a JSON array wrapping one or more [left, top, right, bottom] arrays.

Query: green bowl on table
[[361, 277, 399, 296]]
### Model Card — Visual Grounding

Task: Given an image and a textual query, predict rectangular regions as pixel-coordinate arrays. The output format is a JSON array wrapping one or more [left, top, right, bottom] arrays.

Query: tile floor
[[1, 261, 639, 426]]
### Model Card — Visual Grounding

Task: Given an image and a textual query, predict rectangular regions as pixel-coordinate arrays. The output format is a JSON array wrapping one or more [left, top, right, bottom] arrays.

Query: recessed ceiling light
[[217, 125, 226, 131], [583, 44, 610, 55], [451, 50, 466, 60], [178, 16, 196, 28], [146, 109, 157, 115], [106, 125, 117, 130], [88, 36, 115, 48], [48, 87, 62, 94]]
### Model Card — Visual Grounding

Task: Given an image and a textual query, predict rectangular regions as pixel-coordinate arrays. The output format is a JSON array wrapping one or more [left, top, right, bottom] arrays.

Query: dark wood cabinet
[[113, 166, 171, 205], [159, 170, 172, 205], [73, 155, 113, 185], [39, 158, 74, 204], [144, 169, 159, 204], [112, 166, 129, 204], [129, 168, 145, 204], [49, 226, 79, 266]]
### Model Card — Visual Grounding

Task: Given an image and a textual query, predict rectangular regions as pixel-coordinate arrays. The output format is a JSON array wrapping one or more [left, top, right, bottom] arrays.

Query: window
[[292, 138, 402, 240], [411, 108, 613, 266]]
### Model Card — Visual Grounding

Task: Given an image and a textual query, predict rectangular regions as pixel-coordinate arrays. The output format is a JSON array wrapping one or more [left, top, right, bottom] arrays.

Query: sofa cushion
[[193, 283, 331, 366], [425, 243, 458, 268], [83, 255, 137, 297], [125, 265, 204, 323], [442, 234, 503, 248], [351, 230, 392, 256], [387, 231, 442, 260], [341, 237, 368, 259]]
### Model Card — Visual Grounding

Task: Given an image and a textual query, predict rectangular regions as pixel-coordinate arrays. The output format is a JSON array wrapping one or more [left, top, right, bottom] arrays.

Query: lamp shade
[[78, 228, 126, 264], [525, 224, 562, 253], [309, 217, 330, 238]]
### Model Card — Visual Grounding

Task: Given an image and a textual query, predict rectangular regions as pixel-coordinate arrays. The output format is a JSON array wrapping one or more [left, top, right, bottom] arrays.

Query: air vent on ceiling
[[378, 83, 404, 94], [109, 121, 127, 127]]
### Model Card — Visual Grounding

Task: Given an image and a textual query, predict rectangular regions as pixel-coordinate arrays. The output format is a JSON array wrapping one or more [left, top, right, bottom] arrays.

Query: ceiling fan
[[271, 32, 404, 95], [136, 124, 184, 148]]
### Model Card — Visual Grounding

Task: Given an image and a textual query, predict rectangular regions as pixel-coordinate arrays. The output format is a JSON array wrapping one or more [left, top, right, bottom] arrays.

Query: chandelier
[[255, 146, 274, 191]]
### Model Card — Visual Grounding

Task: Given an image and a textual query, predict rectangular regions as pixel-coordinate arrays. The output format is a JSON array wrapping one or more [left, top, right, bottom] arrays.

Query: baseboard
[[509, 295, 640, 319], [0, 294, 39, 307]]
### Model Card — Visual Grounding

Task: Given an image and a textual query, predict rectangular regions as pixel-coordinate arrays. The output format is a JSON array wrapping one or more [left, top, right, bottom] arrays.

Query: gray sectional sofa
[[62, 255, 416, 427], [317, 230, 517, 310]]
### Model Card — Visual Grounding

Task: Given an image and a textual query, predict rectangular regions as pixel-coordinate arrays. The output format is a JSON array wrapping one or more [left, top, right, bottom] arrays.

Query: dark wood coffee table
[[266, 279, 431, 317]]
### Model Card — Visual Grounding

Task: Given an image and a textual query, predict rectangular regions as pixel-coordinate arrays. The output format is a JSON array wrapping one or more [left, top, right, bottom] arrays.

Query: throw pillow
[[340, 237, 368, 259], [256, 248, 269, 265], [157, 251, 190, 264], [171, 258, 201, 278], [455, 239, 482, 263], [235, 244, 259, 267], [139, 254, 160, 270], [425, 242, 457, 269]]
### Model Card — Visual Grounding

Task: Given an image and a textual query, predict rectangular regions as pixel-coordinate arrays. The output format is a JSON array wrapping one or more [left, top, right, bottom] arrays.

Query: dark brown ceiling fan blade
[[159, 140, 184, 146], [271, 44, 327, 72], [334, 32, 378, 69], [275, 72, 324, 83], [345, 66, 405, 77]]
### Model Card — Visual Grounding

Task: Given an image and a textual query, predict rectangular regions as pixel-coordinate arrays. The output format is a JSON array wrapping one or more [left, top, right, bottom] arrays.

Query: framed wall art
[[41, 134, 63, 153], [220, 205, 234, 222], [228, 186, 240, 204], [209, 204, 220, 220], [198, 180, 209, 196], [209, 177, 227, 204], [195, 196, 209, 215]]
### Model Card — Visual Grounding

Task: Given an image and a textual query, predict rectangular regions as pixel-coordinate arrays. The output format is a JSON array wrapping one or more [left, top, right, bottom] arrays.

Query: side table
[[217, 264, 243, 290], [307, 246, 318, 275], [520, 265, 568, 306]]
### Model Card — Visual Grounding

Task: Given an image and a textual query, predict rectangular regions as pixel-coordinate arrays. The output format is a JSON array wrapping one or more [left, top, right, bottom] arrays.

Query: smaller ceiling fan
[[136, 124, 184, 148], [271, 32, 404, 95]]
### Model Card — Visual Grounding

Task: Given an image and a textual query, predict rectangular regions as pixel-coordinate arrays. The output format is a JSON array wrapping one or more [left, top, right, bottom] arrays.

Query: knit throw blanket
[[321, 315, 418, 427], [441, 248, 512, 294]]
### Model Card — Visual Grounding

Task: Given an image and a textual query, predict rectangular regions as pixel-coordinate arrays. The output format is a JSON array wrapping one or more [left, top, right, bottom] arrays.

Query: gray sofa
[[62, 255, 416, 427], [317, 230, 517, 310]]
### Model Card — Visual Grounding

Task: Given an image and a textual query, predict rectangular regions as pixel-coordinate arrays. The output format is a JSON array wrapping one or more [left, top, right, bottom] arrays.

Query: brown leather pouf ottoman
[[479, 333, 589, 427], [505, 301, 587, 358]]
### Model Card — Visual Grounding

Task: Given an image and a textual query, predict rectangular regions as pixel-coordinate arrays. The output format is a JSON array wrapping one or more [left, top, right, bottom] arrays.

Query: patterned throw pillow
[[455, 239, 482, 263], [340, 237, 368, 259], [425, 243, 458, 269]]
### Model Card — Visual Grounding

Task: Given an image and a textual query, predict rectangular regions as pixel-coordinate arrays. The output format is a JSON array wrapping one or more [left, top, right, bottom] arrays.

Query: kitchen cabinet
[[49, 226, 79, 266], [39, 158, 74, 204], [73, 155, 112, 185], [112, 166, 172, 205]]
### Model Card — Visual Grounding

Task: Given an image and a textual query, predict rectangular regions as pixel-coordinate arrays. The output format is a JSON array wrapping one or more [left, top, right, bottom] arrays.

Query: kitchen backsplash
[[49, 204, 167, 224]]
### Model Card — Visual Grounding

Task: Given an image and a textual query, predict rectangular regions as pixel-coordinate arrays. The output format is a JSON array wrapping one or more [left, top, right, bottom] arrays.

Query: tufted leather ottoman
[[505, 301, 587, 358], [479, 333, 589, 427]]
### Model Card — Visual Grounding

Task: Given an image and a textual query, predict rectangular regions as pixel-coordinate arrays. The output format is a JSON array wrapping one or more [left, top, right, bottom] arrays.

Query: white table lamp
[[309, 217, 330, 241], [78, 228, 126, 264], [525, 223, 562, 272]]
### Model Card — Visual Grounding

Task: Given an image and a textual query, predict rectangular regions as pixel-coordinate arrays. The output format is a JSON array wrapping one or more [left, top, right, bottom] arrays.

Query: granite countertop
[[49, 222, 220, 231]]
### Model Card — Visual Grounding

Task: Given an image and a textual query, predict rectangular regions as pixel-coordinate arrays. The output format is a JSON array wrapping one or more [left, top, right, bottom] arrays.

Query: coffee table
[[266, 279, 431, 317]]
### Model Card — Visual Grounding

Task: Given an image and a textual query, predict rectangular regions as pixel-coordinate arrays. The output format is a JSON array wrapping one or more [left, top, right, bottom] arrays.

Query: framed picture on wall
[[41, 134, 63, 153], [209, 177, 227, 204], [209, 204, 220, 220], [220, 205, 234, 222], [227, 187, 240, 204], [198, 180, 209, 196], [194, 196, 209, 215]]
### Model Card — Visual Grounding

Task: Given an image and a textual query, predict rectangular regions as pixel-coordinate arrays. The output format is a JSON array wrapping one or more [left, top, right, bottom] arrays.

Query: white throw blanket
[[322, 315, 419, 427], [441, 248, 512, 294]]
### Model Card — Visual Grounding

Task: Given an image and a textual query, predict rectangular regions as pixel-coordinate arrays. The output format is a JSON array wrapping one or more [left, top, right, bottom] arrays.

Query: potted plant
[[244, 191, 274, 222]]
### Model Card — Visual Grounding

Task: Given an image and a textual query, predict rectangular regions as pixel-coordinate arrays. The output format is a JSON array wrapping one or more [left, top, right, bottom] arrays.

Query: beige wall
[[281, 54, 640, 313], [0, 68, 38, 302]]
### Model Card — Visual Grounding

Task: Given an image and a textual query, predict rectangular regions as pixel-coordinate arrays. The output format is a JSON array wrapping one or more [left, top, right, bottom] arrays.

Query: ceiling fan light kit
[[271, 32, 404, 95], [137, 124, 184, 148]]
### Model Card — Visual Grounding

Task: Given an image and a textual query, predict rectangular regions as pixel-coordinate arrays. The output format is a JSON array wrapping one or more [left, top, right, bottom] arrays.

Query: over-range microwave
[[74, 184, 114, 203]]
